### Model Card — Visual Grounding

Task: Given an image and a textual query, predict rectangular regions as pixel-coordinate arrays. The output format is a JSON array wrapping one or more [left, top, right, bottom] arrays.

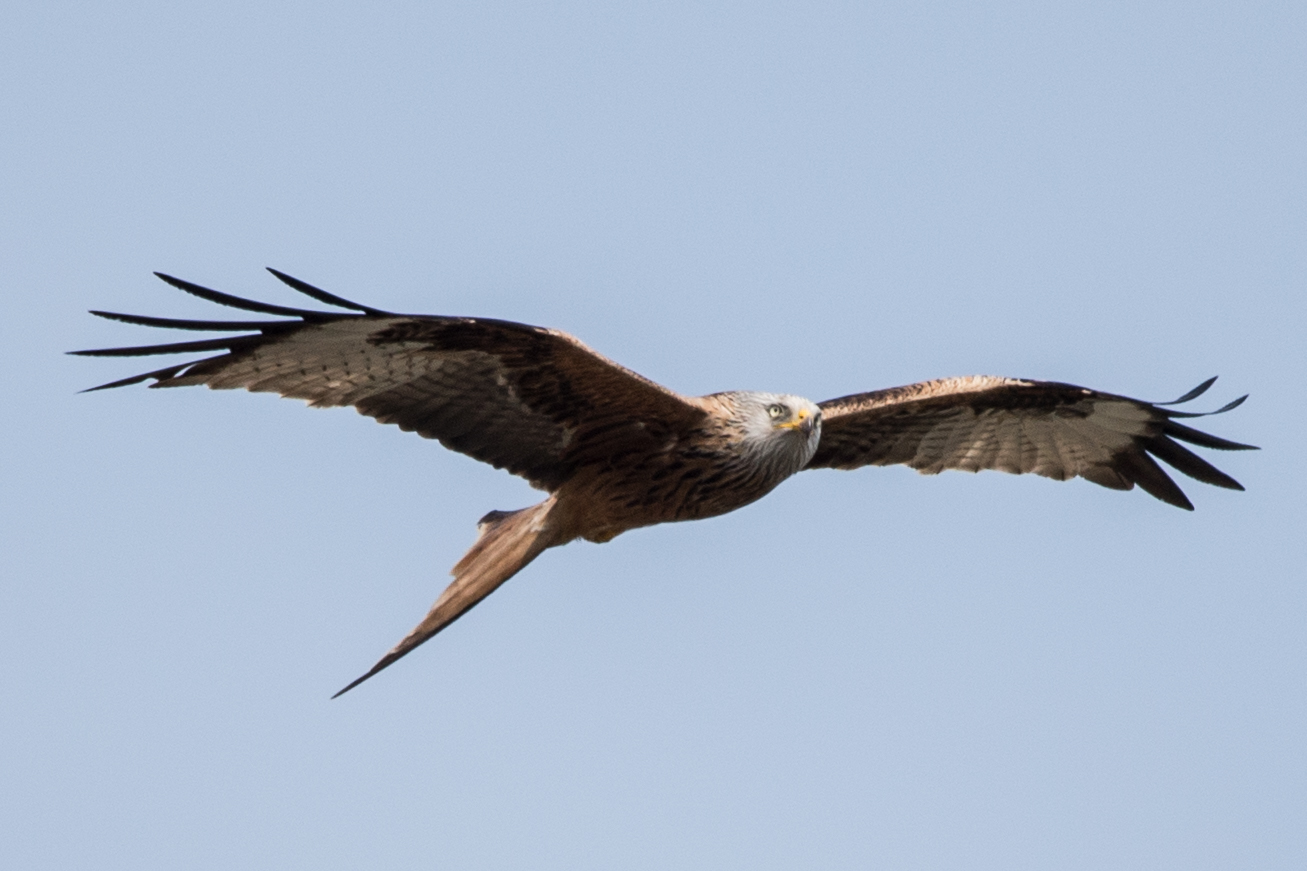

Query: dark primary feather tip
[[1147, 436, 1247, 491], [1159, 377, 1218, 406], [77, 362, 191, 392], [1164, 420, 1259, 452], [265, 268, 389, 316], [66, 335, 256, 357], [1213, 395, 1248, 414], [153, 271, 329, 319], [1120, 450, 1195, 510], [87, 310, 301, 331], [78, 375, 146, 393], [1165, 393, 1254, 420]]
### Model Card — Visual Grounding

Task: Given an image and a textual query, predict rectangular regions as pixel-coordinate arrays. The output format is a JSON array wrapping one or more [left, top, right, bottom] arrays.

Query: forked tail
[[332, 498, 559, 697]]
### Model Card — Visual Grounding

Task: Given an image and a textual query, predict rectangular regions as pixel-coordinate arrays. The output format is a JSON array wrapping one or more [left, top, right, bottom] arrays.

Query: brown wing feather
[[808, 376, 1255, 509], [73, 271, 708, 491]]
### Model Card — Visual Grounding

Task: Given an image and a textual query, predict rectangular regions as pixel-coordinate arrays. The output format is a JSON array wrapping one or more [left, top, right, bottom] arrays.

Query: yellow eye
[[767, 404, 786, 419]]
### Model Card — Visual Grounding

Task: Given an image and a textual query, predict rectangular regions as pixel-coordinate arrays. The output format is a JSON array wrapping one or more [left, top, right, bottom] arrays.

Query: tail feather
[[332, 499, 557, 697]]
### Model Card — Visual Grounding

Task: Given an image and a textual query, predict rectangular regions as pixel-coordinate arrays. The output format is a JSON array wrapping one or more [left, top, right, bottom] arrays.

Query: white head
[[729, 391, 823, 481]]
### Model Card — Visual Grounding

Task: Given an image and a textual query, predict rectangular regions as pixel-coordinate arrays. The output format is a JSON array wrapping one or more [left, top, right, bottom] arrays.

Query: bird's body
[[555, 391, 822, 541], [75, 270, 1255, 695]]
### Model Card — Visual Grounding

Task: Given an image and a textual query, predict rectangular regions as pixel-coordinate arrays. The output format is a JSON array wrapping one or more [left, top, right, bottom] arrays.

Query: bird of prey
[[75, 270, 1256, 696]]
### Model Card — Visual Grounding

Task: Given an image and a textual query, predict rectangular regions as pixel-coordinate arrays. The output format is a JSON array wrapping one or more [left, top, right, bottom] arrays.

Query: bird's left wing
[[807, 375, 1255, 509], [73, 270, 708, 491]]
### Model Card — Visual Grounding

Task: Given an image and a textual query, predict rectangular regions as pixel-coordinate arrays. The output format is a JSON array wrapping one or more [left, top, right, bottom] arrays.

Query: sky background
[[3, 2, 1304, 868]]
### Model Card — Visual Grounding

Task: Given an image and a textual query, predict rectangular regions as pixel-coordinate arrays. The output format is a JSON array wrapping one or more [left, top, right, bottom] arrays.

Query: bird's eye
[[767, 404, 786, 419]]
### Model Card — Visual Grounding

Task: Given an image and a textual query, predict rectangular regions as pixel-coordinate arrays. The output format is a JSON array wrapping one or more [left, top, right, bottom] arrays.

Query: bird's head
[[732, 392, 822, 474]]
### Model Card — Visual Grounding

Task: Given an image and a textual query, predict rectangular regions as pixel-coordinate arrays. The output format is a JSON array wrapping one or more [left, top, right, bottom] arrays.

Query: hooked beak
[[781, 409, 817, 436]]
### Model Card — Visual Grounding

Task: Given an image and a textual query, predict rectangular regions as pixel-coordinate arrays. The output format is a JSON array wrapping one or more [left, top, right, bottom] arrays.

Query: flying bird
[[75, 270, 1256, 696]]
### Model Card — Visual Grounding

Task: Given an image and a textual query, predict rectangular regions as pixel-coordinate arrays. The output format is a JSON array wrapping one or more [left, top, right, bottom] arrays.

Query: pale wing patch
[[1081, 399, 1154, 430], [910, 410, 972, 474], [953, 411, 999, 472], [165, 320, 423, 402], [1023, 416, 1073, 480], [992, 413, 1025, 474]]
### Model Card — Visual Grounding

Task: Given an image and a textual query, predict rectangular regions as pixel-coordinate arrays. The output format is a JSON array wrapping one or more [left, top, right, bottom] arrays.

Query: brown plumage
[[74, 270, 1256, 695]]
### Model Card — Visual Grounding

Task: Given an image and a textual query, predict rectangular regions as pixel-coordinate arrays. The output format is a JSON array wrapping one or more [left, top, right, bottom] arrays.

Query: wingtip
[[1159, 376, 1218, 406], [263, 267, 389, 315], [1214, 394, 1248, 414], [1166, 490, 1196, 511], [74, 372, 156, 392], [1165, 487, 1196, 511]]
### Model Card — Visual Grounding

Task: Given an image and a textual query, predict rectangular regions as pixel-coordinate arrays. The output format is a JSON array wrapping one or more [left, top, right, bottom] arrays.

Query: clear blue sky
[[3, 3, 1304, 868]]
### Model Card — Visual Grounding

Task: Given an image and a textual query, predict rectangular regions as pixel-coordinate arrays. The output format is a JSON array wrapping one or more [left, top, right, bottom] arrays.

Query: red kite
[[76, 270, 1256, 695]]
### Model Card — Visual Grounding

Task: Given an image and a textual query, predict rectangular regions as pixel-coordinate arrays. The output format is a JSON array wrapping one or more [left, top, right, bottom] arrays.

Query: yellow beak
[[779, 409, 815, 435]]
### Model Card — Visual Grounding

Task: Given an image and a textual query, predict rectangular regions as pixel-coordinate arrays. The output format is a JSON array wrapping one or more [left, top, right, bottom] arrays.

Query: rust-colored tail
[[332, 498, 559, 697]]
